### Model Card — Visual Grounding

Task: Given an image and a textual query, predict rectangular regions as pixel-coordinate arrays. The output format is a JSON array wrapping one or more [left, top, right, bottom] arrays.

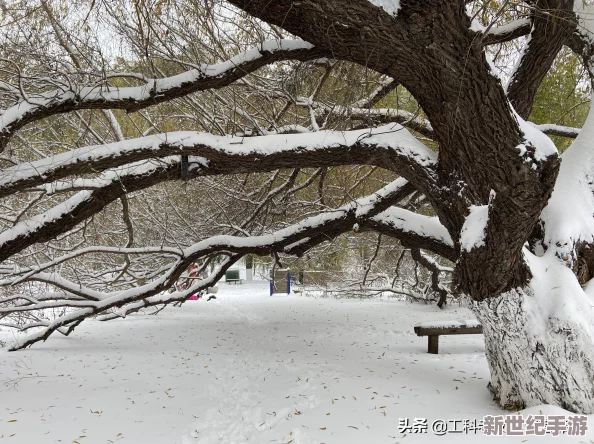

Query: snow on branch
[[351, 78, 399, 109], [367, 0, 401, 17], [287, 96, 435, 139], [481, 18, 532, 46], [5, 256, 240, 350], [283, 178, 419, 256], [328, 107, 434, 139], [0, 125, 437, 199], [0, 40, 324, 151], [366, 207, 455, 261], [1, 177, 455, 350], [6, 177, 414, 289], [299, 101, 576, 141], [10, 245, 183, 286], [0, 121, 440, 264], [533, 123, 581, 139], [0, 158, 182, 263]]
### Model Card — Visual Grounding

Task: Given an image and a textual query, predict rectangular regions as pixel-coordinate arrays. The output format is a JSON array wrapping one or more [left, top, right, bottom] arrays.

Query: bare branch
[[0, 125, 436, 200], [351, 78, 399, 109], [481, 18, 532, 46], [0, 40, 325, 151]]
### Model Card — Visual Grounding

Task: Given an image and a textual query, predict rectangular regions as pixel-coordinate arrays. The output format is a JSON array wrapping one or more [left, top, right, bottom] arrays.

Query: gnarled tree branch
[[0, 40, 326, 151]]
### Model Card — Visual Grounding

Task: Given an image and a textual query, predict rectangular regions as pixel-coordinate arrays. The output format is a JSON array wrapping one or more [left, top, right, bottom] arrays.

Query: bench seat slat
[[414, 326, 483, 336], [414, 319, 481, 329], [413, 319, 483, 354]]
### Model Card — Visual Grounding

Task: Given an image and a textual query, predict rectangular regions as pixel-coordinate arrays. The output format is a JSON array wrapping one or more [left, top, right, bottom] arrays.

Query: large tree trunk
[[472, 251, 594, 413], [473, 96, 594, 414]]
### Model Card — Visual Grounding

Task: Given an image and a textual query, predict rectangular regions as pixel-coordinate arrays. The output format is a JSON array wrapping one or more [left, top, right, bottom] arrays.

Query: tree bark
[[472, 281, 594, 413]]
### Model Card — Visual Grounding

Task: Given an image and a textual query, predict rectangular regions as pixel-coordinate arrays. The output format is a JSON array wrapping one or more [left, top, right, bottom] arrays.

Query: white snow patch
[[514, 111, 558, 161], [540, 97, 594, 251], [524, 248, 594, 339], [460, 204, 489, 252], [469, 20, 486, 33], [466, 4, 486, 33], [368, 0, 400, 16], [520, 404, 585, 417], [484, 51, 502, 80]]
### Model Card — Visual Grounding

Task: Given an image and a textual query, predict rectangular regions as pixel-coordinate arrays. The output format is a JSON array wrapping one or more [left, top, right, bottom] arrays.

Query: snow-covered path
[[1, 282, 590, 443]]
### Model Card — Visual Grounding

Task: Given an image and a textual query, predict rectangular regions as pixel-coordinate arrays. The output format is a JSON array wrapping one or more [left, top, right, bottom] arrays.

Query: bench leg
[[428, 335, 439, 354]]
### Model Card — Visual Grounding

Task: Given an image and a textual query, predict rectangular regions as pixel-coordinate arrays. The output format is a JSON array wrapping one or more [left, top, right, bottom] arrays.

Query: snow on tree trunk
[[472, 250, 594, 413], [469, 94, 594, 413]]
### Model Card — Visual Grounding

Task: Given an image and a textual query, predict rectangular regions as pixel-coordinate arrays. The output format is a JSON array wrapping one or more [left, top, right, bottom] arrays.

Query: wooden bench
[[225, 270, 243, 284], [414, 320, 482, 354]]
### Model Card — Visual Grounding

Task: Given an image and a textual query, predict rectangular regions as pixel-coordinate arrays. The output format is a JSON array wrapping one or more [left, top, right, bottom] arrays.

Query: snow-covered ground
[[0, 281, 591, 443]]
